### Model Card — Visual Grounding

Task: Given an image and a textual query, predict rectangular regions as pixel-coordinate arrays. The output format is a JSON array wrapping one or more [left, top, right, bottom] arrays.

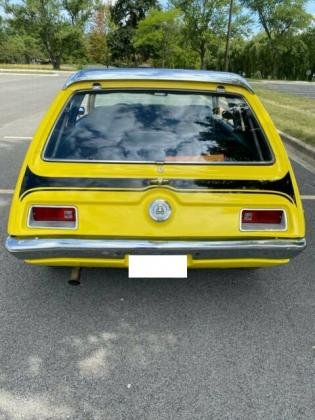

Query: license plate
[[128, 255, 187, 278]]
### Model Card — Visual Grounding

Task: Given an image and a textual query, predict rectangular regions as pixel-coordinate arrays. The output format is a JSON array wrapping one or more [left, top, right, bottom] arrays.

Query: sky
[[307, 0, 315, 14], [159, 0, 315, 15]]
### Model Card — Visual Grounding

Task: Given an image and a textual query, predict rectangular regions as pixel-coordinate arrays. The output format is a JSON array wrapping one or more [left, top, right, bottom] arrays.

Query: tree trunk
[[200, 43, 206, 69], [51, 56, 61, 70]]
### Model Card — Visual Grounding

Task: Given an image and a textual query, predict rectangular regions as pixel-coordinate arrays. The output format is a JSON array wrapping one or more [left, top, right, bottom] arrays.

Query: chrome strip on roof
[[63, 68, 254, 92]]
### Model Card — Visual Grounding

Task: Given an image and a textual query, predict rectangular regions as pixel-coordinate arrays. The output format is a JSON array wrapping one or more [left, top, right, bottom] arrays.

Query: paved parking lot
[[0, 73, 314, 419], [252, 80, 315, 98]]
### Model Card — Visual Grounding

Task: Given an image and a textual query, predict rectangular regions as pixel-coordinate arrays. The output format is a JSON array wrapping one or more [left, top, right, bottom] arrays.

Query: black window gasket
[[41, 88, 275, 166]]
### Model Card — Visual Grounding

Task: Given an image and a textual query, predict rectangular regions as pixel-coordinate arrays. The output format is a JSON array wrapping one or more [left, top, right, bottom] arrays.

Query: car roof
[[63, 68, 254, 93]]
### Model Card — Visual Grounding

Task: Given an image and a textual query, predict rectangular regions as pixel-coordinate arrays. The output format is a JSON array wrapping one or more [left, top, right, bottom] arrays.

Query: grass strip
[[254, 87, 315, 147], [0, 63, 77, 71]]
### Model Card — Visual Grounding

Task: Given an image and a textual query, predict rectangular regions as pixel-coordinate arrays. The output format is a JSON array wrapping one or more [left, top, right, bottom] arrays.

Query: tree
[[278, 36, 309, 80], [242, 0, 311, 41], [302, 27, 315, 80], [0, 12, 42, 63], [87, 3, 114, 66], [110, 0, 159, 27], [62, 0, 95, 27], [134, 8, 179, 67], [0, 15, 7, 51], [3, 0, 95, 69], [134, 8, 198, 68], [226, 29, 314, 80], [108, 0, 159, 65], [241, 0, 312, 77], [172, 0, 251, 70], [171, 0, 226, 69]]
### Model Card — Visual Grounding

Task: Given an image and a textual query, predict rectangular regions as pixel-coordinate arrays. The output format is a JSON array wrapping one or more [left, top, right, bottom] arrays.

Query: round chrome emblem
[[149, 199, 171, 222]]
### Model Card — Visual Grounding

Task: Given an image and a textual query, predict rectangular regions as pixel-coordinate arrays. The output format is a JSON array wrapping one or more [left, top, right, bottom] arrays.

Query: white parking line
[[3, 136, 32, 140], [0, 189, 14, 194], [0, 72, 58, 77], [285, 144, 315, 175], [289, 154, 315, 175]]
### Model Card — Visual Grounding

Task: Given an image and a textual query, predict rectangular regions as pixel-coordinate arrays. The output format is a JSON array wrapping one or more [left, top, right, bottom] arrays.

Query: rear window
[[43, 90, 273, 164]]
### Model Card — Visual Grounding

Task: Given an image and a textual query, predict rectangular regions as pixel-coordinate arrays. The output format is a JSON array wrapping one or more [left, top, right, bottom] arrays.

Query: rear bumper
[[5, 236, 306, 261]]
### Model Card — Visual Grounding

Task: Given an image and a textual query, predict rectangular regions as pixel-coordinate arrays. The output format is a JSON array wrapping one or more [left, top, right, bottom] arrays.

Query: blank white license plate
[[128, 255, 187, 278]]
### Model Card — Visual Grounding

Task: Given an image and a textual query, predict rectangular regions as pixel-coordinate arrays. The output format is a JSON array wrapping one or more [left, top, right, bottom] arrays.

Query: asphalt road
[[252, 80, 315, 99], [0, 73, 314, 420]]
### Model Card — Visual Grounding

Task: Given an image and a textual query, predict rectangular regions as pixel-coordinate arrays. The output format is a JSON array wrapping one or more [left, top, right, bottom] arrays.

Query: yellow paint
[[7, 77, 305, 268]]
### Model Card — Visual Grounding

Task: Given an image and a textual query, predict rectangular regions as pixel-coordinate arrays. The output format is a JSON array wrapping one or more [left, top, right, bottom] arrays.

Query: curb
[[0, 68, 74, 75], [279, 130, 315, 162]]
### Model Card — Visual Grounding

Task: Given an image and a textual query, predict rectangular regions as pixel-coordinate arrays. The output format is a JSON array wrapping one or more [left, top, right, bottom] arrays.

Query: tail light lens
[[28, 206, 77, 229], [241, 209, 286, 231]]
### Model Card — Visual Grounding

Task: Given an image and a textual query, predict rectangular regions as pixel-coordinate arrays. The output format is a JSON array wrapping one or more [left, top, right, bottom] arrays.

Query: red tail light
[[241, 209, 286, 231], [29, 206, 77, 228]]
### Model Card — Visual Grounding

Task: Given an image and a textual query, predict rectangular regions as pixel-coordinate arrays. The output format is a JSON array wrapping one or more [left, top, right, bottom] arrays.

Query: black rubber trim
[[20, 166, 296, 203]]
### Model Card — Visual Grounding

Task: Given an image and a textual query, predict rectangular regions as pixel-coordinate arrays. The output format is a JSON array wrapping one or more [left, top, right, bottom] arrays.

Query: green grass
[[0, 63, 78, 71], [255, 87, 315, 147]]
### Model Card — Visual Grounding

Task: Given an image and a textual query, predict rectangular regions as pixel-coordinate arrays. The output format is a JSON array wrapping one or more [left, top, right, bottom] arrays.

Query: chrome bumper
[[5, 236, 306, 260]]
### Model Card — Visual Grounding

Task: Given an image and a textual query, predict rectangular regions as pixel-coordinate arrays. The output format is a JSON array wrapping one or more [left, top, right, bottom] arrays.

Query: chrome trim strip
[[5, 237, 306, 261], [63, 68, 254, 92], [43, 157, 274, 166]]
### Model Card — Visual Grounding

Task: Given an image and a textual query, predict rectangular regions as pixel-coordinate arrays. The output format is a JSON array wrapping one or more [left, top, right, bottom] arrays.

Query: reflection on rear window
[[43, 90, 273, 163]]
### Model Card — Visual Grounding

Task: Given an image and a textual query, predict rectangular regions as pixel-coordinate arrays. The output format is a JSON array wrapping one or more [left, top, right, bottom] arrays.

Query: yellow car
[[5, 68, 306, 274]]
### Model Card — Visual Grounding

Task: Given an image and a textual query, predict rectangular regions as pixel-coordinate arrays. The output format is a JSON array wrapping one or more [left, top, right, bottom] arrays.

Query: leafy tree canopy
[[108, 0, 159, 65], [172, 0, 251, 69], [2, 0, 94, 68], [242, 0, 312, 41], [111, 0, 159, 27], [0, 0, 313, 80], [61, 0, 96, 27], [134, 8, 198, 68]]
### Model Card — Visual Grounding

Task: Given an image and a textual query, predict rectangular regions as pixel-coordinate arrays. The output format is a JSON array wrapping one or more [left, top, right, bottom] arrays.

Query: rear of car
[[5, 69, 306, 269]]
